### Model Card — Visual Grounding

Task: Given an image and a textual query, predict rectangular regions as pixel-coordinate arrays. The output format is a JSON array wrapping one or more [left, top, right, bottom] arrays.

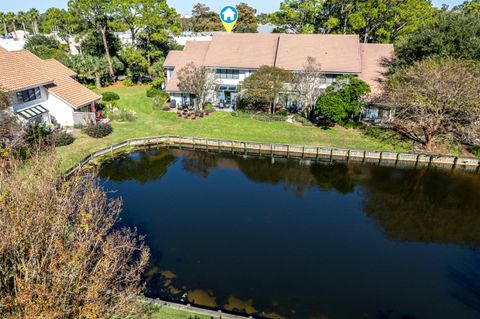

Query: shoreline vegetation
[[57, 85, 416, 172]]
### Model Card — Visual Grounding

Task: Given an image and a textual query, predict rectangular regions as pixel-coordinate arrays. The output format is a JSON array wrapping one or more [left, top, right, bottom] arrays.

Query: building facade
[[0, 46, 101, 127], [163, 33, 394, 110]]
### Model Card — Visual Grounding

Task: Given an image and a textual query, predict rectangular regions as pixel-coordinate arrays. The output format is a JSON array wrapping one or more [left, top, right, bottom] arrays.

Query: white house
[[0, 45, 101, 127], [163, 33, 394, 110]]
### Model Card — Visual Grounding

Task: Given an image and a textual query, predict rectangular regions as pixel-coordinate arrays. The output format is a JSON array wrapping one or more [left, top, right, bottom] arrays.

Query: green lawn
[[149, 306, 213, 319], [56, 85, 411, 171]]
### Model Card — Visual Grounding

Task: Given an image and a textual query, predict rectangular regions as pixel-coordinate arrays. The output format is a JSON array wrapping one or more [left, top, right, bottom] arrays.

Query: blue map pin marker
[[220, 6, 238, 33]]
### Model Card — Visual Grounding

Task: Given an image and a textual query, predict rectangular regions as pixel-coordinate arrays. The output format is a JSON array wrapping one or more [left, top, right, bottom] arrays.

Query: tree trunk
[[99, 26, 115, 78], [34, 20, 38, 34], [424, 131, 433, 151], [3, 23, 7, 36], [95, 74, 102, 89], [22, 23, 26, 33], [31, 22, 35, 35], [65, 36, 73, 54], [12, 24, 17, 38], [130, 27, 136, 46]]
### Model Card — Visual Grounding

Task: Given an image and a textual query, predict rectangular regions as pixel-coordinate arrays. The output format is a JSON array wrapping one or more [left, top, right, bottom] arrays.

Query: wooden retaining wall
[[66, 136, 480, 176], [144, 297, 257, 319]]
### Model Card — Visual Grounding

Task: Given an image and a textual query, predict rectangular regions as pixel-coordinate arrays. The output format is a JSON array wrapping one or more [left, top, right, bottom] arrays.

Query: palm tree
[[70, 54, 109, 88], [27, 8, 39, 35], [0, 12, 8, 36], [5, 12, 17, 38], [17, 11, 28, 36]]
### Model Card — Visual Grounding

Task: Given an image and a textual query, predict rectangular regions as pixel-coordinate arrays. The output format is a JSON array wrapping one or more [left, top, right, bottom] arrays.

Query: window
[[16, 87, 41, 103], [325, 74, 337, 84], [216, 69, 240, 80]]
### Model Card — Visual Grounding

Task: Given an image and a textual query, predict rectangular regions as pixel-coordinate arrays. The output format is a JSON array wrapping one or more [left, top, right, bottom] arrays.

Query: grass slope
[[56, 86, 410, 171], [150, 306, 213, 319]]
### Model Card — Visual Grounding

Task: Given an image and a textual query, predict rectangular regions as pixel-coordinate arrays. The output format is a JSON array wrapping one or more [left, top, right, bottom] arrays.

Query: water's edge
[[65, 136, 480, 178]]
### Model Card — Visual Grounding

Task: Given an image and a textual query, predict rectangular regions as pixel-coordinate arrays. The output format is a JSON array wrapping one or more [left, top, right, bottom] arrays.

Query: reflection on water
[[99, 148, 480, 319]]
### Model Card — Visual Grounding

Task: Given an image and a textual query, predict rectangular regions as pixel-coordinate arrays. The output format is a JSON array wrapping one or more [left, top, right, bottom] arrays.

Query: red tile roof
[[163, 33, 394, 95], [275, 34, 362, 73], [0, 50, 54, 92], [0, 50, 100, 108], [359, 43, 394, 96]]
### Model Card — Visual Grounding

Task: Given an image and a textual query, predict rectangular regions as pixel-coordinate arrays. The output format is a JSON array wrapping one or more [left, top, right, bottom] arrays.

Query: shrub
[[469, 145, 480, 157], [146, 87, 160, 97], [123, 78, 134, 87], [277, 109, 288, 116], [23, 123, 52, 147], [83, 122, 113, 138], [294, 114, 313, 126], [101, 91, 120, 102], [152, 96, 166, 110], [106, 108, 136, 122], [204, 103, 215, 114], [53, 131, 75, 147], [231, 110, 286, 122], [146, 87, 169, 98], [150, 77, 164, 89], [96, 100, 118, 110]]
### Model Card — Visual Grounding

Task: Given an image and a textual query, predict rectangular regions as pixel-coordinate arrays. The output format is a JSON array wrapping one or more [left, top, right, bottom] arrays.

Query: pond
[[98, 148, 480, 319]]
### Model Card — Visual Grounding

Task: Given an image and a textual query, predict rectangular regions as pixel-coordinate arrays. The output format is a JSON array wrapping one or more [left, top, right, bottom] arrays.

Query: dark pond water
[[98, 148, 480, 319]]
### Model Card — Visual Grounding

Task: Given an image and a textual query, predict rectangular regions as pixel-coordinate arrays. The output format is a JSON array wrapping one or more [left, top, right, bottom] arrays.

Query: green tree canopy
[[395, 10, 480, 66], [271, 0, 434, 43], [25, 34, 67, 59], [316, 75, 370, 124], [234, 3, 258, 33], [68, 0, 116, 77], [240, 66, 293, 113], [190, 3, 222, 33]]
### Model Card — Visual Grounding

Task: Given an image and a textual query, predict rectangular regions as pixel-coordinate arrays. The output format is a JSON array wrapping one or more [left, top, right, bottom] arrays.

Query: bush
[[23, 123, 52, 147], [469, 145, 480, 157], [276, 109, 288, 116], [150, 77, 164, 89], [146, 87, 169, 98], [231, 110, 286, 122], [123, 78, 134, 87], [106, 108, 136, 122], [152, 96, 166, 110], [204, 103, 215, 114], [101, 91, 120, 102], [53, 131, 75, 147], [83, 122, 113, 138], [294, 114, 313, 126]]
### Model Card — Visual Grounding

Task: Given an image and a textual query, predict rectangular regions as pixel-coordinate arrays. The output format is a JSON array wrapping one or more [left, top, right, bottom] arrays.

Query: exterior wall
[[44, 93, 75, 126], [166, 68, 174, 82], [167, 67, 344, 109], [10, 86, 49, 112]]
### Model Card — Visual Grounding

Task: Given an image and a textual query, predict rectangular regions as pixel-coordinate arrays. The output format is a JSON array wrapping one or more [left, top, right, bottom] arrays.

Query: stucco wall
[[44, 93, 75, 126]]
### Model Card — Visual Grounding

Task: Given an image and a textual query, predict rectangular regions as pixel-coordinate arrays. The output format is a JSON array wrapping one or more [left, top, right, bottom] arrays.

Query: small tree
[[0, 152, 150, 318], [382, 58, 480, 150], [316, 75, 370, 124], [240, 65, 292, 113], [177, 62, 216, 111], [0, 90, 22, 150], [293, 57, 325, 119]]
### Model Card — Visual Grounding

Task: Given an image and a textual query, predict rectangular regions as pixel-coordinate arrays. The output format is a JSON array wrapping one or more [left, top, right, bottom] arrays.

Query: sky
[[0, 0, 467, 15]]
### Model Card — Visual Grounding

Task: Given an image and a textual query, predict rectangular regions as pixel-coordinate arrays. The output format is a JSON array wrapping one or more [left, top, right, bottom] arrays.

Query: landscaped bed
[[56, 85, 412, 172]]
